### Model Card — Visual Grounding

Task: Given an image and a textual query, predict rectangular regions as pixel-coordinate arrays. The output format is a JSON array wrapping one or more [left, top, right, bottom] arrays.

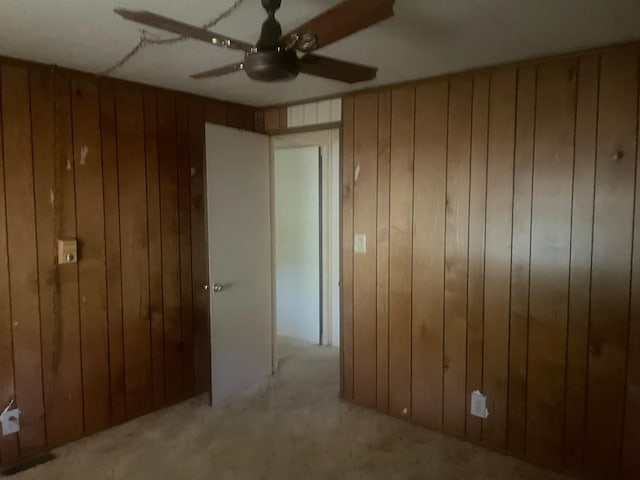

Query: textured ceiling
[[1, 0, 639, 106]]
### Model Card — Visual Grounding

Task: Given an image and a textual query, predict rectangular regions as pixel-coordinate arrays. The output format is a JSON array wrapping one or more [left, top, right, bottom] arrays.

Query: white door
[[274, 147, 321, 344], [206, 124, 272, 404]]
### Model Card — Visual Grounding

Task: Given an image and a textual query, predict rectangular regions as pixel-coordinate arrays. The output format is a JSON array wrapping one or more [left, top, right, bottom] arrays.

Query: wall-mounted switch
[[354, 234, 366, 254], [57, 239, 78, 264]]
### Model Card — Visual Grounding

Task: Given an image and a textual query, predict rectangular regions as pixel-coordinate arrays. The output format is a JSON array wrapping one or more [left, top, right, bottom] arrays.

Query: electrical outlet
[[470, 390, 489, 419], [1, 405, 20, 436]]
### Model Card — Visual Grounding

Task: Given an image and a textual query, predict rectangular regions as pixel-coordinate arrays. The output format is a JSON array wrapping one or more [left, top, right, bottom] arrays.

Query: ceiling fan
[[114, 0, 395, 84]]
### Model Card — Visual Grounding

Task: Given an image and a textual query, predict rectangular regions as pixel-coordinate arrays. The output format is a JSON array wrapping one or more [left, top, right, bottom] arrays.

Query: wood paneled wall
[[341, 43, 640, 479], [0, 57, 256, 466], [257, 98, 342, 134]]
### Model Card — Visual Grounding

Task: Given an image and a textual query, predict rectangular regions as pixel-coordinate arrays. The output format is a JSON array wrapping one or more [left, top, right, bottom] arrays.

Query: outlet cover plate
[[470, 390, 489, 419], [1, 408, 20, 436]]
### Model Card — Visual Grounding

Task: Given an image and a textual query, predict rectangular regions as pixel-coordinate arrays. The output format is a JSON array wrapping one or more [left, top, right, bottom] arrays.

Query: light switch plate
[[354, 234, 366, 254]]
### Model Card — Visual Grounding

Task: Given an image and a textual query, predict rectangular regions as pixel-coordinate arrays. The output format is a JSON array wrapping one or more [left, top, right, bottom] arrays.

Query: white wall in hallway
[[274, 146, 321, 345], [272, 130, 341, 348]]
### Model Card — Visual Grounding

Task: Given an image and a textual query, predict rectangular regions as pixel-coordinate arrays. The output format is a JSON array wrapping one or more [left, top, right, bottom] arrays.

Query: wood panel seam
[[387, 92, 392, 412], [68, 78, 87, 435], [464, 76, 475, 438], [581, 53, 601, 470], [113, 89, 129, 418], [441, 80, 451, 431], [562, 59, 581, 467], [506, 68, 519, 451], [480, 73, 492, 443], [522, 65, 539, 456], [409, 85, 419, 421], [619, 48, 640, 477], [97, 85, 113, 424]]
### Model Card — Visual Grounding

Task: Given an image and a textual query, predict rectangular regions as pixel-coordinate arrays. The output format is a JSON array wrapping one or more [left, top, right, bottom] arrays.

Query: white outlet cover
[[0, 407, 20, 436], [354, 234, 366, 254], [470, 390, 489, 419]]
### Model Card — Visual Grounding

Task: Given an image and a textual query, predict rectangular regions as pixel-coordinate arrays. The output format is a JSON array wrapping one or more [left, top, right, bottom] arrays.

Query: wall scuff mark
[[80, 145, 88, 165]]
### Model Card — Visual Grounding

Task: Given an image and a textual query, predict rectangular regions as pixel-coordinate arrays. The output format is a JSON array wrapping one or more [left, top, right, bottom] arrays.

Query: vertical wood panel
[[143, 89, 165, 410], [564, 54, 599, 470], [116, 85, 153, 418], [100, 81, 126, 424], [43, 73, 86, 443], [188, 99, 210, 394], [177, 97, 195, 399], [623, 51, 640, 478], [412, 80, 448, 429], [317, 100, 332, 124], [388, 86, 414, 418], [303, 103, 318, 125], [443, 76, 472, 438], [526, 59, 577, 465], [157, 92, 183, 405], [585, 47, 639, 477], [352, 93, 378, 408], [1, 65, 46, 456], [482, 68, 517, 450], [30, 69, 57, 447], [341, 96, 355, 401], [0, 64, 20, 465], [507, 65, 536, 455], [278, 107, 288, 131], [466, 73, 490, 442], [254, 110, 265, 133], [376, 90, 391, 412], [71, 78, 111, 434], [264, 108, 280, 133], [31, 70, 85, 448]]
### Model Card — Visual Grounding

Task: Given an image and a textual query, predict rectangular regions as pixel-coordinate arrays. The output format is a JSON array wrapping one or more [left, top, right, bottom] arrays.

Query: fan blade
[[114, 9, 253, 52], [190, 63, 245, 79], [299, 54, 377, 84], [281, 0, 395, 51]]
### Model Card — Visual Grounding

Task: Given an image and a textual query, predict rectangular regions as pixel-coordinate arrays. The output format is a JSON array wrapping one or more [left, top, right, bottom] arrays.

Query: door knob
[[203, 284, 209, 291], [213, 283, 224, 293]]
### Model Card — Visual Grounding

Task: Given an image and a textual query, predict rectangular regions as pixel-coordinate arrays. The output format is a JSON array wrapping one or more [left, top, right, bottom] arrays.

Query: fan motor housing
[[245, 50, 299, 82]]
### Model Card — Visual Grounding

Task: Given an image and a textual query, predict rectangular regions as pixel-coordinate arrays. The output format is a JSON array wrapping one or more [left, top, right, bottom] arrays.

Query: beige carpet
[[15, 338, 573, 479]]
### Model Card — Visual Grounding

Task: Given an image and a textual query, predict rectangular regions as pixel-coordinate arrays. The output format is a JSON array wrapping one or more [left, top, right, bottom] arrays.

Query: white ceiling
[[1, 0, 639, 107]]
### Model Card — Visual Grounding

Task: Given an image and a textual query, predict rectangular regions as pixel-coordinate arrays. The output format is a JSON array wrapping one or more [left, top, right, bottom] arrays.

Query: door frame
[[270, 128, 341, 372]]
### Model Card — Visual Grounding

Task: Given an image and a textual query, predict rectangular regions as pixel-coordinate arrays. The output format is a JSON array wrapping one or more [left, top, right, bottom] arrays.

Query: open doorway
[[271, 129, 340, 370], [273, 146, 321, 346]]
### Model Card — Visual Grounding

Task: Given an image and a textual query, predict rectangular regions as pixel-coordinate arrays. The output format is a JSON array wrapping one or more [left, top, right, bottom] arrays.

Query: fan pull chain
[[101, 0, 246, 76]]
